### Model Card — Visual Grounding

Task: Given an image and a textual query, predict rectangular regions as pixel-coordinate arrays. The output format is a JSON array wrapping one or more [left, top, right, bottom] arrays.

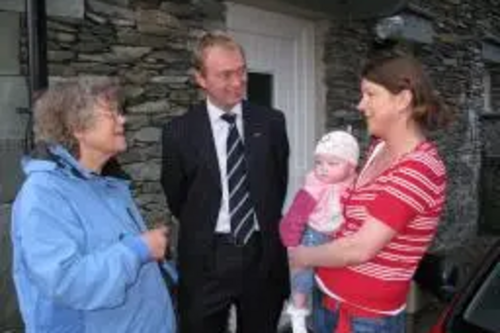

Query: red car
[[423, 240, 500, 333]]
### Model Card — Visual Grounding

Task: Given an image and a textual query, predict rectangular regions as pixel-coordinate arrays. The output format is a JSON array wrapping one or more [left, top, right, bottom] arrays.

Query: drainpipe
[[25, 0, 48, 151]]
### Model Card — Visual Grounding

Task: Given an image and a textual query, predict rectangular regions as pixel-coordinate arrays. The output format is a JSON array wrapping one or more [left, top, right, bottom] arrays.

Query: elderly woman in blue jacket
[[11, 78, 176, 332]]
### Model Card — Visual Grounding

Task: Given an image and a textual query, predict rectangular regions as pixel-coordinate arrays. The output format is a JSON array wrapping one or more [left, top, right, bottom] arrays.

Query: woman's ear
[[398, 89, 413, 112], [73, 129, 85, 141]]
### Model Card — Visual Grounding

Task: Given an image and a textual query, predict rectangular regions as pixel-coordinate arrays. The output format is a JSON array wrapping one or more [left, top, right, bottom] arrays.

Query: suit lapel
[[192, 104, 221, 191], [191, 102, 263, 203], [242, 101, 264, 195]]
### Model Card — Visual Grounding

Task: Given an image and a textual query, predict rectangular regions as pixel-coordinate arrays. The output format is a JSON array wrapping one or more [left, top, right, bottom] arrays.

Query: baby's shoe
[[286, 303, 310, 333]]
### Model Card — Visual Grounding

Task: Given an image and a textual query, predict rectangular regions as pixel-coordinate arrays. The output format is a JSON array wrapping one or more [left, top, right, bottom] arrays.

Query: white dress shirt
[[206, 99, 244, 233]]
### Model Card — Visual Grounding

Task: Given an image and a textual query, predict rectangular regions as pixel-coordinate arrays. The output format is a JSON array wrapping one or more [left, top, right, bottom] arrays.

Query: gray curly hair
[[33, 77, 120, 155]]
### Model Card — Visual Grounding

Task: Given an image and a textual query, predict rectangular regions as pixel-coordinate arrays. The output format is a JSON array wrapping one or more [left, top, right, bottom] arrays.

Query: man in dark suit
[[161, 31, 290, 333]]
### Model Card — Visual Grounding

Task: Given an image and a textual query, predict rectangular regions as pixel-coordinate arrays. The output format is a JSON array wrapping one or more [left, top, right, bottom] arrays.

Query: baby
[[279, 130, 359, 333]]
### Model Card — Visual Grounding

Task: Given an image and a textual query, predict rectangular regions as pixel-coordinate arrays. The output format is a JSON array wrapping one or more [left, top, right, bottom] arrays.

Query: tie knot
[[221, 113, 236, 124]]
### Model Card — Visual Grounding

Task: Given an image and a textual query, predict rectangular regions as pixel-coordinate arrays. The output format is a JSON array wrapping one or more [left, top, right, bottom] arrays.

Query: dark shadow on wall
[[0, 140, 25, 331], [0, 206, 24, 332]]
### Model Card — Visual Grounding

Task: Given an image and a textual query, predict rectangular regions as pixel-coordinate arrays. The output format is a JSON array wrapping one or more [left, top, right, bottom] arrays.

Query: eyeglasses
[[97, 104, 125, 121], [102, 109, 124, 119]]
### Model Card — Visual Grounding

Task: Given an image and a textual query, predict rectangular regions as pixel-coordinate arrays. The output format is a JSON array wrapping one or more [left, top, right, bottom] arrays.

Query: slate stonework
[[26, 0, 225, 225], [1, 0, 224, 329], [3, 0, 500, 330], [322, 0, 500, 282]]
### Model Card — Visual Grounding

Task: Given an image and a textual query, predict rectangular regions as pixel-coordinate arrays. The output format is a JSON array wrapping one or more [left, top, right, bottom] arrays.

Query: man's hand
[[141, 226, 170, 261]]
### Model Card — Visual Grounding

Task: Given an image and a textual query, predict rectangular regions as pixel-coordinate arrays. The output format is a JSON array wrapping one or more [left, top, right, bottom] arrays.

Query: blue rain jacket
[[11, 145, 176, 333]]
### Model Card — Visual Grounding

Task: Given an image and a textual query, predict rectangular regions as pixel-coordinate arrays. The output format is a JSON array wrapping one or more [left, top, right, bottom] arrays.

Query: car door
[[433, 240, 500, 333]]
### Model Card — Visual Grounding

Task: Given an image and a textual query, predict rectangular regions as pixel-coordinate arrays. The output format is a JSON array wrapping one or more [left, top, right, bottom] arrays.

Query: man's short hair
[[192, 30, 245, 73]]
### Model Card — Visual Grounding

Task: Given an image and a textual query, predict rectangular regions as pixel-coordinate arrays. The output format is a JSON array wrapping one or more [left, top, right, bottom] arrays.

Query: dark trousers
[[179, 233, 285, 333]]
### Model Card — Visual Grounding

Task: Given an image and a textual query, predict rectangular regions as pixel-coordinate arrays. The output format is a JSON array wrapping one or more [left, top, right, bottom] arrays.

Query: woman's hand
[[288, 217, 398, 268], [288, 246, 311, 270], [141, 225, 170, 260]]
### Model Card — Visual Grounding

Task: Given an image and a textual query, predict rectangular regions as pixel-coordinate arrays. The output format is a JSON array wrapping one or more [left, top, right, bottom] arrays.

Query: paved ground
[[1, 301, 446, 333], [407, 300, 446, 333]]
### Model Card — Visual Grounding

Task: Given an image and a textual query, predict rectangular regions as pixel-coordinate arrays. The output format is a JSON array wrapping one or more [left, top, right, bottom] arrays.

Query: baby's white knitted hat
[[314, 130, 360, 166]]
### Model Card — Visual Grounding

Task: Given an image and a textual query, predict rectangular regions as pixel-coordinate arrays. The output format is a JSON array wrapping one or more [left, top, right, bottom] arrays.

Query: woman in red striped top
[[288, 51, 453, 333]]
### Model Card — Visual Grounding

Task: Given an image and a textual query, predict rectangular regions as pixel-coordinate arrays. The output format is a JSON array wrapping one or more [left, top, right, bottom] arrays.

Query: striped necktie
[[221, 113, 256, 245]]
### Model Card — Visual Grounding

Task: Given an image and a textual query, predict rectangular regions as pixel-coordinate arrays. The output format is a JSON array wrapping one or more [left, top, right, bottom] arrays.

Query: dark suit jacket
[[161, 100, 290, 300]]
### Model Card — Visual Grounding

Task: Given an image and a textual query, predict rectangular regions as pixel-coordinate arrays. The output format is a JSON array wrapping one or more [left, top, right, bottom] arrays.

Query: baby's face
[[313, 154, 354, 184]]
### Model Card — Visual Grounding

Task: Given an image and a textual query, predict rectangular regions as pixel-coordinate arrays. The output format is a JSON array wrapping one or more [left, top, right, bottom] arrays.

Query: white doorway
[[227, 2, 319, 208]]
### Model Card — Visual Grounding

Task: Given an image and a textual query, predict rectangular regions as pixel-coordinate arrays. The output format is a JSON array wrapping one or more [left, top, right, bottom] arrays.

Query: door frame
[[226, 2, 326, 205]]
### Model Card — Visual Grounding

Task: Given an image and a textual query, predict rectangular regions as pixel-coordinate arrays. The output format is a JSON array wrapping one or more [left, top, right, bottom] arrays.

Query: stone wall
[[0, 0, 225, 329], [41, 0, 225, 224], [322, 19, 373, 148], [408, 0, 497, 282], [2, 0, 500, 329], [322, 0, 500, 282], [0, 8, 30, 331]]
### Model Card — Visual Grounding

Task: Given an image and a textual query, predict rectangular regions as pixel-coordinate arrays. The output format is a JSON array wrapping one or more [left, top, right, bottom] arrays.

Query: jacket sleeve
[[272, 112, 290, 210], [279, 189, 317, 247], [161, 122, 187, 219], [13, 181, 151, 311]]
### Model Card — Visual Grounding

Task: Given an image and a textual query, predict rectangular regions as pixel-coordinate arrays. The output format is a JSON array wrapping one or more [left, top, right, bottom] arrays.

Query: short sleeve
[[366, 155, 446, 232]]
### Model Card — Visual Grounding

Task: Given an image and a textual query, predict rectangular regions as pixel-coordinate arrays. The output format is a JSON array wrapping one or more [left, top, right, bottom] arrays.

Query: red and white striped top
[[316, 140, 447, 312]]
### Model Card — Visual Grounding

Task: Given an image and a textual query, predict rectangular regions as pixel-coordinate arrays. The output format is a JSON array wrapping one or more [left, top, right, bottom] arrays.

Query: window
[[247, 72, 273, 108], [484, 70, 492, 113], [478, 150, 500, 235], [484, 64, 500, 113]]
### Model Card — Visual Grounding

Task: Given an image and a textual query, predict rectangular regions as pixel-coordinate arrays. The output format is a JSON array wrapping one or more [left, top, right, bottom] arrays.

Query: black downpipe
[[25, 0, 48, 151]]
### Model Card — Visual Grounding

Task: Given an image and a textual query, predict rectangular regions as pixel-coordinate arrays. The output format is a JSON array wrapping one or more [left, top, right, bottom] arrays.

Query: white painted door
[[227, 2, 318, 209]]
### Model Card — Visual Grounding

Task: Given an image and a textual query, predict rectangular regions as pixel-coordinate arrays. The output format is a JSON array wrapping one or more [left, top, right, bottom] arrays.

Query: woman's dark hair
[[361, 51, 453, 131]]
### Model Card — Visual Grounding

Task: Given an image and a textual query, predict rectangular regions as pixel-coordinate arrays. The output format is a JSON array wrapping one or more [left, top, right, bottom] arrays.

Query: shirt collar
[[206, 98, 242, 124]]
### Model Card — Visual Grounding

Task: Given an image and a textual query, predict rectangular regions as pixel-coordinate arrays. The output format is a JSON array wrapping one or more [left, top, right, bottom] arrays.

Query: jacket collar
[[49, 145, 97, 180], [23, 144, 129, 186]]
